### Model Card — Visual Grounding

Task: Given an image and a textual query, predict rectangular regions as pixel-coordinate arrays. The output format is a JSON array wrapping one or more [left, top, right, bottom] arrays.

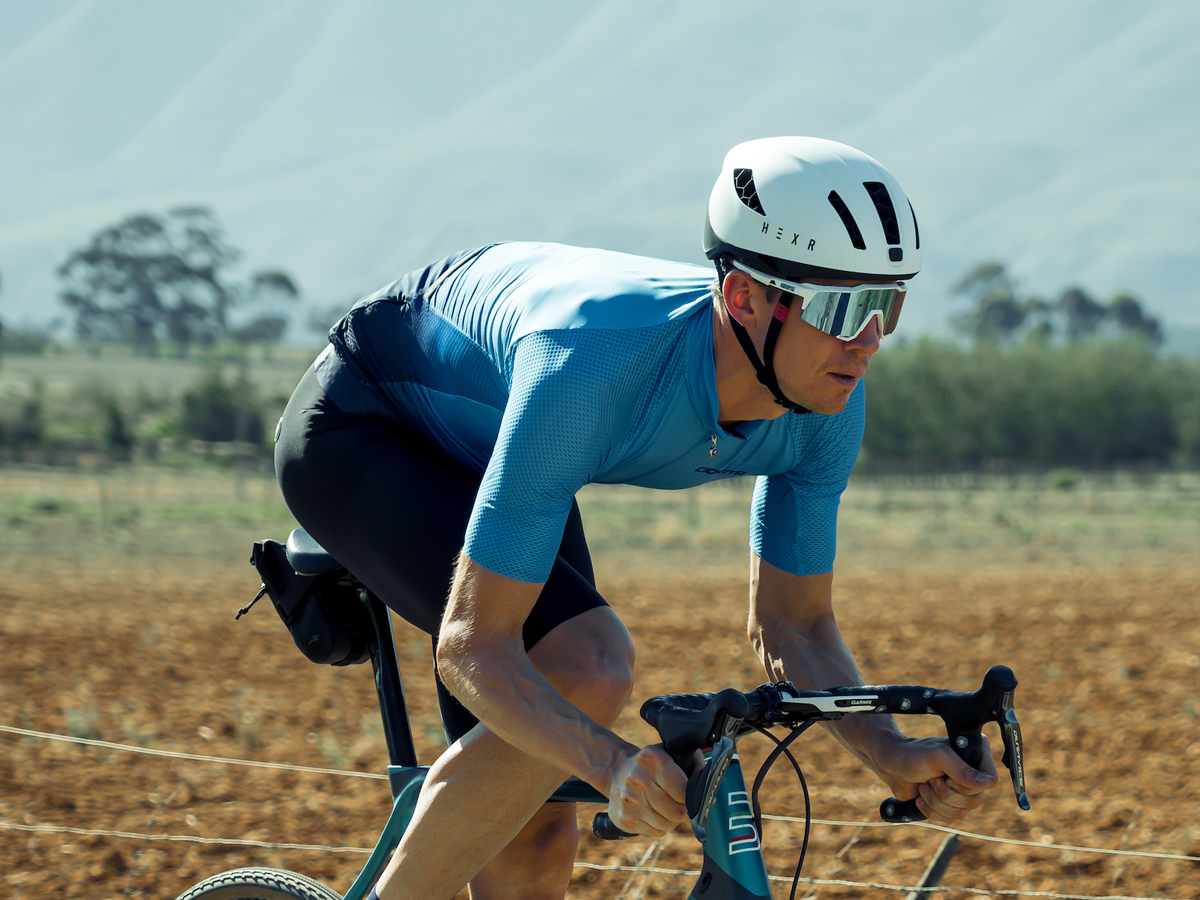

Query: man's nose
[[845, 317, 881, 355]]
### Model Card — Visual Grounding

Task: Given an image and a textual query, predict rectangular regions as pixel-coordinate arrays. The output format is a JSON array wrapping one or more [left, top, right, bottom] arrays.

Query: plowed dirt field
[[2, 468, 1200, 897], [1, 469, 1198, 898]]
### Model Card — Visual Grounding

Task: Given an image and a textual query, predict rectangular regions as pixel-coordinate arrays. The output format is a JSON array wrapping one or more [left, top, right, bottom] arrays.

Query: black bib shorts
[[273, 365, 608, 744]]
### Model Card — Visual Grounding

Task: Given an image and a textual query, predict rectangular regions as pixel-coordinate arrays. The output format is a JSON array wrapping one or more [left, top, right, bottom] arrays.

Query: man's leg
[[274, 369, 623, 897], [375, 605, 635, 900], [464, 802, 579, 900]]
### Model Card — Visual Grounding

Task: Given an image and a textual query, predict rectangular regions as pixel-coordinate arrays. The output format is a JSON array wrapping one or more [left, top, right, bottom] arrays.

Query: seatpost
[[362, 589, 418, 769]]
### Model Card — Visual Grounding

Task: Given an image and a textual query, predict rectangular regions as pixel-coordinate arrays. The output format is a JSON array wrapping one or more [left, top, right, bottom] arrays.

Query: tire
[[175, 867, 343, 900]]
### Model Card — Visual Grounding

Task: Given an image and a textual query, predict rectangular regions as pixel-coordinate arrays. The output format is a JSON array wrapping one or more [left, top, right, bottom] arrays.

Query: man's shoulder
[[487, 241, 709, 278], [447, 242, 715, 337]]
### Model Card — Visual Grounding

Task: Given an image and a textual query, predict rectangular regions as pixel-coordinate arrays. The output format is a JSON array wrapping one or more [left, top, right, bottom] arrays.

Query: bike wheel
[[175, 867, 343, 900]]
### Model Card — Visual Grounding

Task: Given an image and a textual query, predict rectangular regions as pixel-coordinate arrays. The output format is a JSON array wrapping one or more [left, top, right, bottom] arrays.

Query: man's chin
[[796, 392, 852, 416]]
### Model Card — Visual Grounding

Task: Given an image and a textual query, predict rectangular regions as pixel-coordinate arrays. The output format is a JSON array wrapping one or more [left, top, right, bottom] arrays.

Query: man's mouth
[[829, 371, 863, 386]]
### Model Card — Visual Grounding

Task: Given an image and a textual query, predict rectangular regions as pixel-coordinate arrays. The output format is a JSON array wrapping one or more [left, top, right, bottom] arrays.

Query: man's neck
[[711, 299, 788, 424]]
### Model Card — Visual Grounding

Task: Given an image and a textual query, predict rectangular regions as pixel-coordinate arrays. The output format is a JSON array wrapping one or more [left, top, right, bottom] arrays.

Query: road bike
[[176, 528, 1029, 900]]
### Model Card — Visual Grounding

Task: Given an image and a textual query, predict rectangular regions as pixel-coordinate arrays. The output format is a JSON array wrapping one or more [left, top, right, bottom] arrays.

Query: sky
[[1, 0, 1197, 351]]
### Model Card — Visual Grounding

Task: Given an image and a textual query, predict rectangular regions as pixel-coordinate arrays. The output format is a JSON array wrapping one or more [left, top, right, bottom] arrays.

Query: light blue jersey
[[315, 243, 863, 584]]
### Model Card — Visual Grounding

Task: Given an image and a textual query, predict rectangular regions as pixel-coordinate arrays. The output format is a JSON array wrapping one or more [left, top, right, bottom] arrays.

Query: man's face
[[770, 281, 885, 415]]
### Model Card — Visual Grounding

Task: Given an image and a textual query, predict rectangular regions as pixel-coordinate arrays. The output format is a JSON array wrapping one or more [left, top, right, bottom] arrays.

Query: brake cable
[[749, 721, 816, 900]]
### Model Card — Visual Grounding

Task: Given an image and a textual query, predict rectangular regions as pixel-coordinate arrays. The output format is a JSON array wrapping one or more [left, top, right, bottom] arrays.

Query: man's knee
[[513, 801, 579, 859], [529, 608, 635, 726]]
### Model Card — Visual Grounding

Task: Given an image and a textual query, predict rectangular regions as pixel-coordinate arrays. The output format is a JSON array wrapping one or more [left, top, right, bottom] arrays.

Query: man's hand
[[748, 557, 1000, 826], [876, 732, 999, 823], [605, 745, 691, 836]]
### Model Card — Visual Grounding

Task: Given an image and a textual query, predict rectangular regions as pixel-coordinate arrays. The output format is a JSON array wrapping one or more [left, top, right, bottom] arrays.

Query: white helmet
[[703, 136, 920, 281]]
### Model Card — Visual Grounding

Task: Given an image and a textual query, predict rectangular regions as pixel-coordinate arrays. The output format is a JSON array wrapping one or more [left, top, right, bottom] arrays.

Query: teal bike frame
[[341, 752, 772, 900], [337, 589, 779, 900]]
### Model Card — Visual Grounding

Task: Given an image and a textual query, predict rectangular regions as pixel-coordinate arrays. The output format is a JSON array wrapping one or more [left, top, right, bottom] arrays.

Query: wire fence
[[4, 724, 1197, 900], [0, 724, 388, 779], [759, 814, 1200, 864]]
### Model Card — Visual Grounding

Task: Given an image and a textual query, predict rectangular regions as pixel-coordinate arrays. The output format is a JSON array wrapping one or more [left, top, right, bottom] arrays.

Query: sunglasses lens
[[883, 292, 905, 335], [799, 288, 904, 339], [799, 292, 848, 335]]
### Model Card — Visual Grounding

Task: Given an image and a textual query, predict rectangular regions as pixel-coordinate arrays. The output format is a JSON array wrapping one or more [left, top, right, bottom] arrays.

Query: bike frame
[[339, 588, 778, 900]]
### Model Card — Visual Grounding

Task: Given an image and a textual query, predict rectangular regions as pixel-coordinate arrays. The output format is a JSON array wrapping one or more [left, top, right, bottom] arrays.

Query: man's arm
[[746, 552, 997, 823], [436, 554, 688, 835]]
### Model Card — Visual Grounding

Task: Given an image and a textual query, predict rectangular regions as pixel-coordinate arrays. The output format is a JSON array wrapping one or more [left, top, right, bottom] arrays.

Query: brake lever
[[998, 685, 1030, 811], [685, 734, 737, 843], [880, 666, 1030, 823]]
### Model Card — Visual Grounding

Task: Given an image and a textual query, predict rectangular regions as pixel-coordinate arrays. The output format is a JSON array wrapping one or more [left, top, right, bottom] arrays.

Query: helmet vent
[[733, 168, 766, 216], [908, 199, 920, 250], [827, 191, 866, 250], [863, 182, 900, 245]]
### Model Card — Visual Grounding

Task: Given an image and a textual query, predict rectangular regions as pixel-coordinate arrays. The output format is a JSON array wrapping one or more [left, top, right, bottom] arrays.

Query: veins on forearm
[[749, 617, 901, 775]]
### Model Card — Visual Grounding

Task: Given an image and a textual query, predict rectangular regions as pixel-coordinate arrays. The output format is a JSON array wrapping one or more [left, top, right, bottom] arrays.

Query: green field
[[0, 345, 319, 459], [1, 464, 1195, 582], [0, 345, 318, 403], [2, 342, 1196, 577]]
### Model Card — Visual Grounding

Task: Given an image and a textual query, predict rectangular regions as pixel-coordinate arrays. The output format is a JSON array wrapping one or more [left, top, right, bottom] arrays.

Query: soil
[[1, 557, 1199, 899]]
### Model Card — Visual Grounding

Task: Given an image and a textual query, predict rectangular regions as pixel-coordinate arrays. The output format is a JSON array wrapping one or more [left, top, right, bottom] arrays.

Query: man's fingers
[[631, 779, 685, 832], [918, 788, 982, 822], [644, 777, 687, 824], [610, 745, 692, 834], [882, 735, 1001, 824], [939, 743, 997, 796], [612, 790, 678, 834], [637, 747, 706, 830]]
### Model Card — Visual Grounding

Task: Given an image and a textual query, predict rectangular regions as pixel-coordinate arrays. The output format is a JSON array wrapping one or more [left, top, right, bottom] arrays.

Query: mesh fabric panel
[[465, 323, 680, 583], [749, 382, 865, 576]]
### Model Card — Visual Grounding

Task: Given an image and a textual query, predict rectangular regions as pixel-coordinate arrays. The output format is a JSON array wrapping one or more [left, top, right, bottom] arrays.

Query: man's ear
[[721, 269, 766, 330]]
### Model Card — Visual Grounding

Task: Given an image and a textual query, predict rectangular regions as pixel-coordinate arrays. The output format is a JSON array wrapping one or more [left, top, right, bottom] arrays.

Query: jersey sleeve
[[749, 381, 865, 576], [461, 331, 620, 583]]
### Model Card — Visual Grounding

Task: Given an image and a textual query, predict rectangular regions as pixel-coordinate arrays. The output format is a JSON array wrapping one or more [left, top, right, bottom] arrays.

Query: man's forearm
[[436, 555, 636, 795], [748, 556, 999, 822], [749, 612, 903, 772], [438, 621, 634, 790], [747, 557, 903, 775]]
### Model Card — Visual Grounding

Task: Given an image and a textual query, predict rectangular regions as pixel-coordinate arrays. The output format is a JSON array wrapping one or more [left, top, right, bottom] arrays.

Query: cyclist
[[273, 137, 998, 900]]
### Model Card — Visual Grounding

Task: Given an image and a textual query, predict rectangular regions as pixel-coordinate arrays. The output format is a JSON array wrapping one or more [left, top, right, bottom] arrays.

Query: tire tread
[[175, 866, 343, 900]]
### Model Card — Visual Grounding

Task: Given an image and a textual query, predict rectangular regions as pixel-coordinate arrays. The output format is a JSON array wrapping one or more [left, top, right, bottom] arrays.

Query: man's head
[[716, 267, 883, 416], [704, 137, 920, 413]]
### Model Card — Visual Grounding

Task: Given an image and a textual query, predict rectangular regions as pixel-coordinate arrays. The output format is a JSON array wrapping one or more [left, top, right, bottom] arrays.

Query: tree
[[177, 363, 265, 445], [307, 299, 355, 340], [1057, 287, 1107, 343], [952, 262, 1164, 348], [231, 269, 300, 358], [231, 315, 288, 345], [1055, 286, 1161, 346], [1107, 293, 1162, 346], [57, 207, 298, 357], [950, 262, 1030, 343]]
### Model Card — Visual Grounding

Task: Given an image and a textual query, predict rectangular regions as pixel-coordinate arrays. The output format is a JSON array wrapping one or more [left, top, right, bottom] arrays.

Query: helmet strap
[[717, 258, 811, 414]]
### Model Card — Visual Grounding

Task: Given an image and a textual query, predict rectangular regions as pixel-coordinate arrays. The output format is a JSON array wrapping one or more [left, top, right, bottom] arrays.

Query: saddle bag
[[246, 539, 375, 666]]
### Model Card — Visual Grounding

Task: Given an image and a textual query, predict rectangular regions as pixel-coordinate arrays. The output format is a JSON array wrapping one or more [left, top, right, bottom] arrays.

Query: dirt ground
[[2, 547, 1199, 899]]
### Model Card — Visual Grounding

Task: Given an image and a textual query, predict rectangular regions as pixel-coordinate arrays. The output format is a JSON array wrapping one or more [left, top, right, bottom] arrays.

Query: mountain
[[1, 0, 1197, 349]]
